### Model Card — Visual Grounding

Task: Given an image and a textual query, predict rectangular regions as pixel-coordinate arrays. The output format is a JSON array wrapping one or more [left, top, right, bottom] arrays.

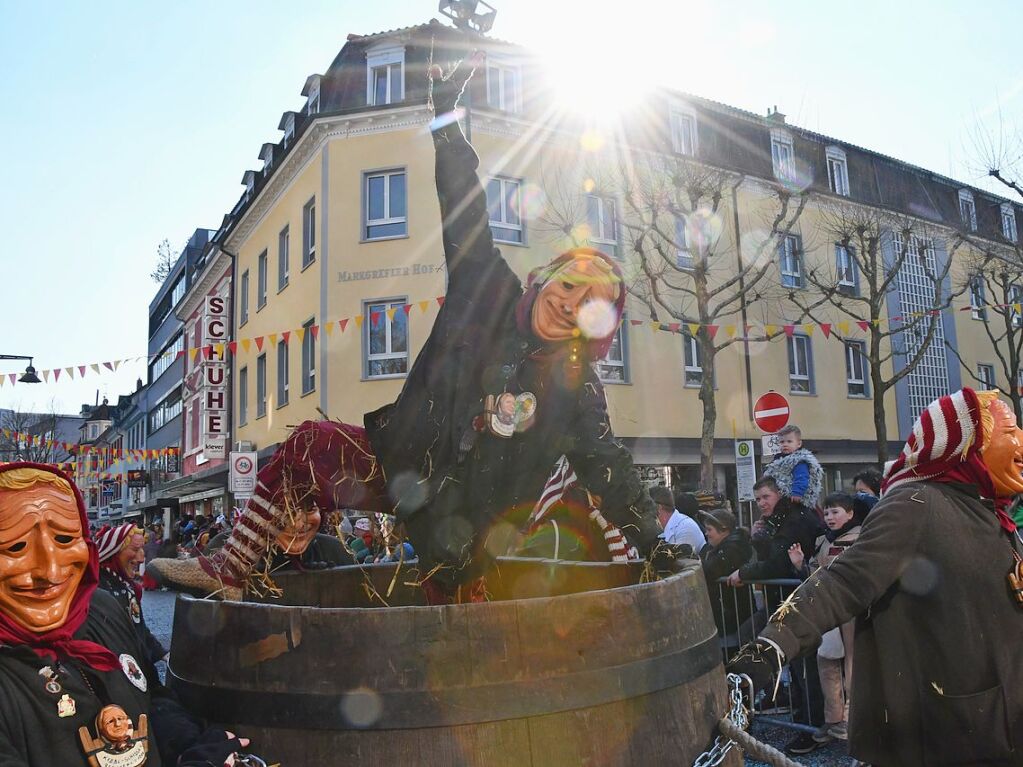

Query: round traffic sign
[[233, 455, 254, 474], [753, 391, 790, 433]]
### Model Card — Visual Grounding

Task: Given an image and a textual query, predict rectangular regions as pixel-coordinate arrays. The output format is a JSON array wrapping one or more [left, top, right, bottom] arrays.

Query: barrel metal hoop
[[169, 632, 722, 730]]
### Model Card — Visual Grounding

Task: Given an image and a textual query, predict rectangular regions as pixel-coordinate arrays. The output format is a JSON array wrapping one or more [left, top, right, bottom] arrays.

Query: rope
[[718, 717, 804, 767]]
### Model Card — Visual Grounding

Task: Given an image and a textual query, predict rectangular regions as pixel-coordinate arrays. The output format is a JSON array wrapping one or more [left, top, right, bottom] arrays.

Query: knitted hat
[[94, 523, 137, 564]]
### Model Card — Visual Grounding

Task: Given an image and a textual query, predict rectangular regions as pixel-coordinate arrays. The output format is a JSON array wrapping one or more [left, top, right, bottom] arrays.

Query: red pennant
[[254, 336, 264, 352], [783, 325, 795, 337], [745, 324, 754, 335], [78, 365, 86, 377], [371, 311, 382, 327], [310, 325, 320, 338], [7, 374, 14, 385], [706, 325, 719, 340], [820, 323, 831, 338], [436, 296, 445, 307], [53, 369, 61, 381], [228, 341, 238, 354], [856, 320, 870, 332], [930, 309, 942, 316], [102, 362, 114, 371], [339, 319, 349, 333], [668, 323, 681, 333], [175, 350, 185, 360], [403, 304, 413, 315], [630, 319, 643, 326], [889, 315, 902, 323], [281, 331, 291, 344]]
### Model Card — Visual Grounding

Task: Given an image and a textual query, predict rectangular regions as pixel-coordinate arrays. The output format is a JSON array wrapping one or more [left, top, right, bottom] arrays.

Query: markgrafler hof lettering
[[337, 263, 445, 282]]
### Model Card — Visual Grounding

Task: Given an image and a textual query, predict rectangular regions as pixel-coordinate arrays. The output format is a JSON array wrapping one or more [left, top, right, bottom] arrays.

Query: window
[[240, 270, 249, 325], [282, 113, 295, 149], [256, 353, 267, 418], [486, 61, 521, 112], [149, 389, 182, 433], [239, 366, 248, 425], [257, 250, 267, 309], [1002, 203, 1018, 243], [364, 170, 407, 240], [826, 146, 849, 196], [586, 195, 619, 259], [149, 333, 183, 382], [365, 299, 409, 378], [771, 130, 795, 181], [683, 330, 703, 387], [835, 243, 857, 294], [278, 225, 290, 290], [307, 93, 319, 115], [486, 177, 523, 244], [779, 235, 803, 288], [171, 276, 186, 306], [276, 340, 289, 406], [304, 75, 321, 116], [977, 363, 996, 391], [301, 318, 316, 394], [787, 334, 814, 394], [970, 276, 986, 320], [302, 198, 316, 267], [959, 190, 977, 231], [676, 217, 693, 270], [366, 47, 404, 106], [845, 341, 869, 397], [670, 109, 697, 156], [596, 322, 628, 383], [1010, 284, 1023, 328]]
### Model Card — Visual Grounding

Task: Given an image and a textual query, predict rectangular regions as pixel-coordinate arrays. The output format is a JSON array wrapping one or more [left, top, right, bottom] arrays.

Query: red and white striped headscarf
[[94, 523, 137, 564]]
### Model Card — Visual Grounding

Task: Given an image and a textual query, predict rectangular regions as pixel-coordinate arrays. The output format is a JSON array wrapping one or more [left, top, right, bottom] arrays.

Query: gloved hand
[[726, 640, 783, 699], [428, 51, 484, 117], [649, 542, 694, 575], [177, 728, 252, 766]]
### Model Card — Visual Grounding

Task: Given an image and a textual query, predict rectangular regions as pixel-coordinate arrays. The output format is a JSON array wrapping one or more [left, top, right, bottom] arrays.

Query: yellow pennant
[[65, 367, 74, 379], [214, 343, 225, 358], [688, 323, 700, 336], [802, 324, 815, 336], [295, 327, 306, 342], [324, 322, 333, 336], [419, 300, 429, 313], [649, 321, 660, 331], [725, 325, 737, 338], [1014, 303, 1021, 314], [268, 333, 278, 346], [764, 324, 777, 337], [387, 308, 398, 321], [355, 316, 364, 328], [42, 370, 50, 382], [189, 348, 199, 362], [837, 321, 850, 335], [90, 364, 100, 375], [241, 339, 251, 353]]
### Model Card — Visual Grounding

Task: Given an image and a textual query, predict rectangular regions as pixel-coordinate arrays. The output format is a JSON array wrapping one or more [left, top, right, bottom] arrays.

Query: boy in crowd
[[787, 492, 862, 746], [765, 425, 824, 510]]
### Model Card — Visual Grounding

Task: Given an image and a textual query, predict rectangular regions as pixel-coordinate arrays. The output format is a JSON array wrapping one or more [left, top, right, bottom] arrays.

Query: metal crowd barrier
[[711, 577, 822, 735]]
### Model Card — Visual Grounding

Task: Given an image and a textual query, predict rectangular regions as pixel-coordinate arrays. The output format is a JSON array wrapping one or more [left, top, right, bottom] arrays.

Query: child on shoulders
[[764, 424, 823, 510]]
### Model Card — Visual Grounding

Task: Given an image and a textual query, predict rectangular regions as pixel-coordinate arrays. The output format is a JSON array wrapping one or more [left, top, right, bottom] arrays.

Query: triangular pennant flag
[[310, 325, 320, 338], [113, 360, 121, 371], [419, 301, 429, 313], [889, 315, 902, 324], [1015, 303, 1022, 314], [91, 364, 100, 375], [53, 369, 61, 382], [266, 334, 276, 347], [630, 319, 642, 326], [281, 331, 291, 344], [102, 362, 113, 371], [837, 321, 850, 335], [403, 304, 413, 315], [174, 350, 185, 360], [340, 319, 349, 333], [649, 321, 660, 331], [856, 320, 870, 332], [254, 336, 264, 352], [688, 323, 700, 336], [228, 341, 238, 355], [241, 339, 251, 353], [706, 325, 720, 340], [801, 324, 815, 336], [819, 323, 832, 338], [783, 325, 796, 337], [214, 342, 225, 358], [42, 370, 50, 382], [668, 323, 681, 333], [872, 318, 882, 327], [0, 377, 5, 388], [355, 316, 364, 329], [65, 367, 75, 379], [725, 325, 737, 338], [436, 296, 446, 307], [189, 348, 200, 362], [764, 324, 777, 337], [295, 327, 306, 342], [324, 322, 333, 336], [371, 312, 382, 327], [387, 308, 398, 322]]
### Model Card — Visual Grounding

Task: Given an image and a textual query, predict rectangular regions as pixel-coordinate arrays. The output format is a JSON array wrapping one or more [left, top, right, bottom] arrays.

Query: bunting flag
[[254, 336, 264, 352], [354, 316, 364, 329], [820, 323, 832, 339], [268, 334, 277, 346], [340, 318, 349, 333], [294, 328, 305, 342], [281, 331, 291, 345], [419, 300, 429, 313], [324, 322, 333, 336], [310, 325, 320, 338]]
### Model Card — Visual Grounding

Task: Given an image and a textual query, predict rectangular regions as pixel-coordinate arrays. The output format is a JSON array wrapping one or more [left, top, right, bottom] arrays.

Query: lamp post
[[438, 0, 497, 142], [0, 355, 41, 384]]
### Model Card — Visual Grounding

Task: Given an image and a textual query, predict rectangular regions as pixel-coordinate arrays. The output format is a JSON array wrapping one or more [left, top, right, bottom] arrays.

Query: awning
[[178, 487, 226, 504]]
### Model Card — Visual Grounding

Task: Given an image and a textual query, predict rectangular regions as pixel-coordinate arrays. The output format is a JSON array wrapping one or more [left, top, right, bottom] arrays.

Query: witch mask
[[980, 396, 1023, 497], [530, 254, 622, 343]]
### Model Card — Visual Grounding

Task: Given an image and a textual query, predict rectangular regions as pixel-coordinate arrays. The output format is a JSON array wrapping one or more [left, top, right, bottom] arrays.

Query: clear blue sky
[[2, 0, 1021, 414]]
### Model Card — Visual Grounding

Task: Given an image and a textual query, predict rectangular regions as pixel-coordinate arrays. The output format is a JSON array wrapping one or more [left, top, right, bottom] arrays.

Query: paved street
[[142, 588, 178, 651]]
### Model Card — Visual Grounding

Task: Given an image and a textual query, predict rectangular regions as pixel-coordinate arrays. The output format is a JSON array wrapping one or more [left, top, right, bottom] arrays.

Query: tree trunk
[[699, 345, 717, 490]]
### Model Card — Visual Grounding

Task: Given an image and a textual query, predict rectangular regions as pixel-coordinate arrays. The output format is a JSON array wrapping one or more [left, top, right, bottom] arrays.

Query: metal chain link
[[692, 673, 751, 767]]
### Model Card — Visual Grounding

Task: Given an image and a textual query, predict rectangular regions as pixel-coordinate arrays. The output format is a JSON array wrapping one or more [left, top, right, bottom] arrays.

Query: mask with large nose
[[530, 253, 622, 343], [980, 397, 1023, 497]]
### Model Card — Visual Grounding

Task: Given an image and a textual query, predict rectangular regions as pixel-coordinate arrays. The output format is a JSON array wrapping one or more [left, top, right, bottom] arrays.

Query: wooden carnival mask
[[980, 398, 1023, 497], [274, 507, 321, 555], [0, 481, 89, 633], [530, 255, 622, 343], [79, 704, 149, 767]]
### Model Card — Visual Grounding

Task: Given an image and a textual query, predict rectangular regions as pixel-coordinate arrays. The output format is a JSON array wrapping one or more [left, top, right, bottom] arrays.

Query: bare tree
[[539, 154, 808, 489], [789, 202, 966, 463], [0, 403, 71, 464], [150, 238, 176, 284]]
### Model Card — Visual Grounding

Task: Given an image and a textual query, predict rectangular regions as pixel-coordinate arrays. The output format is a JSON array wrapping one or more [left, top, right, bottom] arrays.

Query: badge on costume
[[484, 392, 537, 437], [78, 705, 148, 767], [119, 654, 147, 692], [58, 693, 77, 718], [127, 592, 141, 624], [39, 665, 63, 695]]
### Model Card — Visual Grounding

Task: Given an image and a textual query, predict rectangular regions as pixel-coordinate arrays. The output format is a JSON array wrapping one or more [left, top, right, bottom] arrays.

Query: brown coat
[[761, 482, 1023, 766]]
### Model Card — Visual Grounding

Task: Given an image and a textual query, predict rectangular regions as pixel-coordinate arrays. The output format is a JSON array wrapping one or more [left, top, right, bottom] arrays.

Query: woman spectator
[[698, 509, 754, 653]]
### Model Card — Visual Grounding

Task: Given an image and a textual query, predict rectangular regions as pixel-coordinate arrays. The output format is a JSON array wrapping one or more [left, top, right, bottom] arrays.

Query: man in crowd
[[731, 388, 1023, 766], [0, 462, 257, 765], [151, 50, 665, 602], [726, 476, 825, 754], [651, 485, 705, 555]]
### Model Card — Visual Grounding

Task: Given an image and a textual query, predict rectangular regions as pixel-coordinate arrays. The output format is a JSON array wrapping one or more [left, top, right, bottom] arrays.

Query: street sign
[[229, 451, 257, 494], [753, 391, 790, 433], [762, 433, 783, 461], [734, 440, 757, 502]]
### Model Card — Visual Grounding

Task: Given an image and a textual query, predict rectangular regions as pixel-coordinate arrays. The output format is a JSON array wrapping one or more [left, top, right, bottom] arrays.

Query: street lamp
[[438, 0, 497, 34], [0, 355, 41, 384]]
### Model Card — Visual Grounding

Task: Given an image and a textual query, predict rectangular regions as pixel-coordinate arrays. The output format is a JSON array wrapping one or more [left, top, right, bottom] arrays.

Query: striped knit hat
[[882, 388, 989, 496], [94, 523, 137, 564]]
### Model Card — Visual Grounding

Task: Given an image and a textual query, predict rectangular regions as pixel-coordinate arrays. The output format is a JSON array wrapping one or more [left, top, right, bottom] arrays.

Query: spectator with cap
[[698, 509, 754, 652], [348, 517, 381, 563], [651, 485, 706, 556]]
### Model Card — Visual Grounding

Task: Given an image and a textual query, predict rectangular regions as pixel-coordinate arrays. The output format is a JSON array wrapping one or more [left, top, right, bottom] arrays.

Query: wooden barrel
[[168, 558, 739, 766]]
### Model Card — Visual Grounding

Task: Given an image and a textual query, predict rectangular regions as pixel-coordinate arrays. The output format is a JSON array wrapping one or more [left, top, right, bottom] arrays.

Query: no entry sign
[[754, 391, 790, 433]]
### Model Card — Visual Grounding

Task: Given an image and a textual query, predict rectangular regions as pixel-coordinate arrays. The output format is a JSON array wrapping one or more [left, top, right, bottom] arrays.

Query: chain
[[692, 673, 751, 767]]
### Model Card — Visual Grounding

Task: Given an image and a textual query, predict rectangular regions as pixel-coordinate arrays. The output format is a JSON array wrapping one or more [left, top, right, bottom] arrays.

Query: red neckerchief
[[0, 463, 119, 671]]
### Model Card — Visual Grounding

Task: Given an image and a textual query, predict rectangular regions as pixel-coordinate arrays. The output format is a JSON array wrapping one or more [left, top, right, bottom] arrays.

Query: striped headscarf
[[94, 523, 137, 564]]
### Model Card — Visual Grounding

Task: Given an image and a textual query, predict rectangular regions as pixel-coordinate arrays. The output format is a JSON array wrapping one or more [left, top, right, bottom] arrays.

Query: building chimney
[[767, 105, 786, 124]]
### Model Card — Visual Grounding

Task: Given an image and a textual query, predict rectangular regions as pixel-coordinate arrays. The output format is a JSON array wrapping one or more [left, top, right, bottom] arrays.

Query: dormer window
[[959, 189, 977, 231], [1001, 202, 1017, 243], [242, 170, 256, 197], [770, 129, 795, 182], [486, 57, 521, 113], [302, 74, 322, 116], [260, 144, 274, 177], [279, 112, 296, 150], [366, 45, 405, 106], [669, 106, 697, 156], [825, 146, 849, 196]]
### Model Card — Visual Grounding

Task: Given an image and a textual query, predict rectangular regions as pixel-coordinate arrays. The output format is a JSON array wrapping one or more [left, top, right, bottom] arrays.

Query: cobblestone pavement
[[142, 588, 177, 651]]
